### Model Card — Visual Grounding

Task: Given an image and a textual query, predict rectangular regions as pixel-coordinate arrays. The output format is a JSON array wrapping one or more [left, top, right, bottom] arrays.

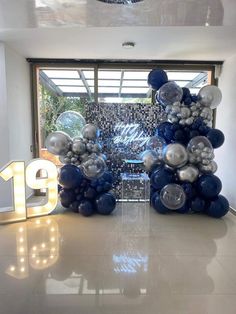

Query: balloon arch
[[44, 69, 229, 219]]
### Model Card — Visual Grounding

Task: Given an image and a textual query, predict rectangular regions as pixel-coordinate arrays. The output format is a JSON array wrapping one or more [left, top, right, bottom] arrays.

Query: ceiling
[[0, 0, 236, 60]]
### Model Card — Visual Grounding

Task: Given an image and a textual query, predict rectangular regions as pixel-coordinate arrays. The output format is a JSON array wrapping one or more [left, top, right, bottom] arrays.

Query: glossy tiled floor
[[1, 203, 236, 314]]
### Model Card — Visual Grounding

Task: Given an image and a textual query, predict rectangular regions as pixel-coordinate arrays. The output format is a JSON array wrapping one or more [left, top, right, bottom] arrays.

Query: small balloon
[[205, 195, 229, 218], [72, 139, 86, 155], [163, 143, 188, 168], [81, 155, 107, 179], [146, 136, 166, 157], [45, 131, 72, 156], [147, 69, 168, 90], [78, 200, 95, 217], [196, 174, 222, 199], [95, 193, 116, 215], [56, 111, 86, 138], [177, 165, 199, 183], [160, 184, 186, 210], [198, 85, 222, 109], [158, 82, 183, 106], [206, 129, 225, 149], [82, 124, 99, 140]]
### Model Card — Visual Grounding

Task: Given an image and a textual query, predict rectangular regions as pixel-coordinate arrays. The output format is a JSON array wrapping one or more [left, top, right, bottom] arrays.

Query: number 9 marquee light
[[0, 159, 58, 224]]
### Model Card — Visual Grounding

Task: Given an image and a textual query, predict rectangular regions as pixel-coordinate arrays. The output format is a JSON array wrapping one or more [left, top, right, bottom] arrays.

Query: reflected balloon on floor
[[163, 143, 188, 168], [198, 85, 222, 109], [56, 111, 86, 138], [45, 131, 72, 156], [160, 184, 186, 210], [157, 81, 183, 106], [81, 154, 107, 179]]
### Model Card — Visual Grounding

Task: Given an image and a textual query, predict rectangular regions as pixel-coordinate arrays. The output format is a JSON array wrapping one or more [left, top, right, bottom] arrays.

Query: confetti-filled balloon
[[160, 184, 186, 210], [56, 111, 86, 138], [81, 154, 107, 179], [157, 81, 183, 106], [198, 85, 222, 109]]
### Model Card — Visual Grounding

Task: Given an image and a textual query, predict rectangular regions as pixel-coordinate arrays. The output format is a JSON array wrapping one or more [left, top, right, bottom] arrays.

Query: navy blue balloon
[[84, 187, 97, 199], [184, 97, 192, 106], [59, 189, 76, 208], [59, 164, 83, 189], [151, 191, 159, 207], [191, 95, 199, 103], [174, 129, 186, 143], [206, 195, 229, 218], [150, 167, 175, 191], [101, 171, 113, 183], [181, 183, 197, 200], [191, 117, 204, 130], [176, 204, 189, 214], [155, 122, 172, 138], [190, 197, 206, 213], [207, 129, 225, 149], [78, 200, 95, 217], [96, 193, 116, 215], [148, 69, 168, 90], [152, 193, 169, 214], [196, 174, 222, 199], [198, 125, 210, 135], [189, 130, 200, 139], [70, 200, 80, 212]]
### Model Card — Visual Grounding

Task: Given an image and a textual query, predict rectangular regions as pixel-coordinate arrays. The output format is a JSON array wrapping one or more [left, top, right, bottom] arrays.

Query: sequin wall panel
[[85, 102, 165, 198]]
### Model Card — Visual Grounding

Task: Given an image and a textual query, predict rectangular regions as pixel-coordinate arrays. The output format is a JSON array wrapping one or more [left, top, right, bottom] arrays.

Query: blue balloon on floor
[[206, 195, 229, 218], [148, 69, 168, 90], [96, 193, 116, 215], [176, 204, 189, 214], [206, 129, 225, 148], [59, 189, 76, 208], [59, 164, 83, 189], [84, 187, 97, 199], [190, 197, 206, 213], [150, 167, 175, 191], [152, 193, 169, 214], [196, 174, 222, 199], [78, 200, 95, 217]]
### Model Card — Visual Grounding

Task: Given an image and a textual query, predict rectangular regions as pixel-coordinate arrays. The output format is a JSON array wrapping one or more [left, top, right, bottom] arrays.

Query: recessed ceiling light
[[97, 0, 143, 4], [122, 42, 136, 49]]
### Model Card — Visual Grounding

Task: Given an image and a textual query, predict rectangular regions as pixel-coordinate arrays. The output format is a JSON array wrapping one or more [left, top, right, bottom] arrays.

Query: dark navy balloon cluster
[[58, 164, 116, 217], [147, 69, 229, 218]]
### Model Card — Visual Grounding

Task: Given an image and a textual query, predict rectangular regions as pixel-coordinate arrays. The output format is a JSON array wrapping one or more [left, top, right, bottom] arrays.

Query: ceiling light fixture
[[97, 0, 143, 4], [122, 42, 136, 49]]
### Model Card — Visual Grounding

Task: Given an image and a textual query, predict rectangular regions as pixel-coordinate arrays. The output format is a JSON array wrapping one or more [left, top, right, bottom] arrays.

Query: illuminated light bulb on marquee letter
[[25, 159, 58, 218], [0, 159, 58, 224], [0, 162, 27, 224]]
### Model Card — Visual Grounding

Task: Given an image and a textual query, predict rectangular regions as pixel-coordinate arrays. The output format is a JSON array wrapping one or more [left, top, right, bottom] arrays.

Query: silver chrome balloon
[[45, 131, 72, 156], [141, 150, 159, 172], [198, 85, 222, 109], [163, 143, 188, 168], [177, 165, 199, 183], [160, 184, 186, 210], [199, 160, 218, 174], [82, 123, 99, 140], [72, 139, 86, 155], [81, 155, 106, 179]]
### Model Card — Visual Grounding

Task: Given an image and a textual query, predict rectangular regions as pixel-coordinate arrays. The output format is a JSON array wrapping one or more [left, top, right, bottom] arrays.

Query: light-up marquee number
[[0, 159, 58, 224]]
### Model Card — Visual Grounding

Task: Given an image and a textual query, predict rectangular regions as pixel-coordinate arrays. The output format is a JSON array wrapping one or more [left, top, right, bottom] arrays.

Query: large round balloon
[[157, 81, 183, 106], [160, 184, 186, 210], [45, 131, 72, 156], [206, 129, 225, 149], [96, 193, 116, 215], [163, 143, 188, 168], [81, 154, 106, 179], [187, 136, 213, 153], [140, 150, 159, 172], [152, 193, 169, 214], [56, 111, 86, 138], [190, 197, 206, 213], [196, 174, 222, 199], [205, 195, 229, 218], [59, 189, 76, 208], [198, 85, 222, 109], [82, 124, 99, 140], [59, 164, 83, 189], [150, 167, 175, 191], [78, 200, 95, 217], [147, 69, 168, 90]]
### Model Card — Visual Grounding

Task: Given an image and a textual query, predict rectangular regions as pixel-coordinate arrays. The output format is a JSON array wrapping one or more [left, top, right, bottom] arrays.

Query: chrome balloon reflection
[[160, 184, 186, 210], [45, 131, 72, 156], [157, 81, 183, 106], [198, 85, 222, 109], [82, 123, 99, 140], [163, 143, 188, 168], [56, 111, 86, 139], [140, 150, 159, 172]]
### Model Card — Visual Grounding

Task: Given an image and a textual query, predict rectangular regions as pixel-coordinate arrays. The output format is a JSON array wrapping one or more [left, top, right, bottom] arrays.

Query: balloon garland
[[45, 112, 116, 217], [145, 69, 229, 218]]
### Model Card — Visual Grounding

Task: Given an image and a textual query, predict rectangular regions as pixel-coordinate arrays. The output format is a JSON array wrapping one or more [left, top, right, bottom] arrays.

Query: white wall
[[215, 54, 236, 208], [0, 43, 32, 207]]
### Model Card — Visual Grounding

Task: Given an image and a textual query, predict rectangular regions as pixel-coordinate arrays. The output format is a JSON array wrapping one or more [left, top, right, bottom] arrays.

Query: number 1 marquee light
[[0, 159, 58, 224]]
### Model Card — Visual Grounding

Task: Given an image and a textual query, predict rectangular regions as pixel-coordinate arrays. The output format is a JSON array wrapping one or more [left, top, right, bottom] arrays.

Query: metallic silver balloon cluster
[[165, 101, 213, 127]]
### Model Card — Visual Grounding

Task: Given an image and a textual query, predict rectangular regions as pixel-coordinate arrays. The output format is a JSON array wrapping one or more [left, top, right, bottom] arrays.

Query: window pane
[[122, 80, 148, 87], [98, 71, 121, 79], [59, 86, 87, 93], [98, 80, 120, 87], [167, 71, 202, 81], [121, 87, 149, 94], [52, 79, 83, 86], [43, 70, 80, 79], [123, 71, 149, 80]]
